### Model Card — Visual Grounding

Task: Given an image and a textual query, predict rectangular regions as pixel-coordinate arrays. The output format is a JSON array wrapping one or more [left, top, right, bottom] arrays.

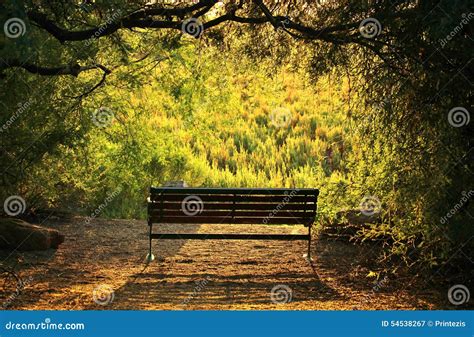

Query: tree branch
[[252, 0, 280, 29], [72, 64, 111, 99], [1, 60, 111, 77], [27, 0, 362, 44], [27, 1, 220, 42], [16, 0, 413, 79]]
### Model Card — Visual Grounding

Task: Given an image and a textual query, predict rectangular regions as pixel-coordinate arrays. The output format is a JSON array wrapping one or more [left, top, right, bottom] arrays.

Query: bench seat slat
[[149, 194, 316, 203], [148, 216, 313, 224], [149, 210, 314, 217], [149, 202, 316, 211], [150, 187, 319, 196], [150, 233, 309, 240]]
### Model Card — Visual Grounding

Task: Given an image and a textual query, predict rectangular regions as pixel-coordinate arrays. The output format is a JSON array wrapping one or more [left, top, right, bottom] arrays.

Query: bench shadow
[[84, 258, 342, 309], [4, 218, 203, 310]]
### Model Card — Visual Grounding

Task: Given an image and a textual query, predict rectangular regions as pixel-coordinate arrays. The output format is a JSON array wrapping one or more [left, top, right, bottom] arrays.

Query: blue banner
[[0, 311, 472, 337]]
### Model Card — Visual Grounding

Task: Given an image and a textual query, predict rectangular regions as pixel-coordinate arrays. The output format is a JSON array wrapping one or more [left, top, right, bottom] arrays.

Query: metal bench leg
[[307, 224, 312, 260], [146, 221, 155, 263], [303, 223, 313, 262]]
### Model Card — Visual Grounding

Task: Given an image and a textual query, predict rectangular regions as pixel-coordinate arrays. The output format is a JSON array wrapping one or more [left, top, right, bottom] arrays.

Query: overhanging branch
[[1, 60, 111, 77], [26, 0, 361, 44], [14, 0, 412, 80]]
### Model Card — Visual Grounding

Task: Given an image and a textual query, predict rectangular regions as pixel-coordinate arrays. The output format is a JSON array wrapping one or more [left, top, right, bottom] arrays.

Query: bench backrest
[[148, 187, 319, 225]]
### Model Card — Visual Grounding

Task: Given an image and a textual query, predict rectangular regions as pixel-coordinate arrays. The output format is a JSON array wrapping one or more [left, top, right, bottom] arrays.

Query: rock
[[335, 209, 382, 225], [163, 180, 188, 187], [320, 209, 382, 242], [321, 210, 393, 243], [0, 218, 64, 251]]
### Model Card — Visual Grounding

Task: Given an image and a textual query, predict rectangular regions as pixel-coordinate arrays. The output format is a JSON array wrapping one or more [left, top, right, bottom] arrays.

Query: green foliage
[[24, 42, 351, 220], [0, 0, 472, 276]]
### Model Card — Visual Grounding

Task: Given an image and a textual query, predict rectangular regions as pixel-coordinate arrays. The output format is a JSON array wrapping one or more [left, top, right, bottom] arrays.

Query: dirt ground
[[0, 216, 449, 310]]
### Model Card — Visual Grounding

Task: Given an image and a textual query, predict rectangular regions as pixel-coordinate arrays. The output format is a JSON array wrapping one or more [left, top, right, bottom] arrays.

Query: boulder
[[163, 180, 188, 187], [335, 209, 382, 225], [0, 218, 64, 251]]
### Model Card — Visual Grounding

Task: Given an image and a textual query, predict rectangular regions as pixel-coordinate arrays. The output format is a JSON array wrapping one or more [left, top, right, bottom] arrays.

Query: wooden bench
[[146, 187, 319, 262]]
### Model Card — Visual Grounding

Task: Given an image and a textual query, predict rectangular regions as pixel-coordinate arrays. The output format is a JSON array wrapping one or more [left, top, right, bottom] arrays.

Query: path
[[0, 216, 445, 310]]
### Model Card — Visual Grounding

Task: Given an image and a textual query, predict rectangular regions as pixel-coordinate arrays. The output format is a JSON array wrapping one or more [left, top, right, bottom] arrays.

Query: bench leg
[[146, 222, 155, 263], [307, 224, 312, 260], [303, 224, 313, 262]]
